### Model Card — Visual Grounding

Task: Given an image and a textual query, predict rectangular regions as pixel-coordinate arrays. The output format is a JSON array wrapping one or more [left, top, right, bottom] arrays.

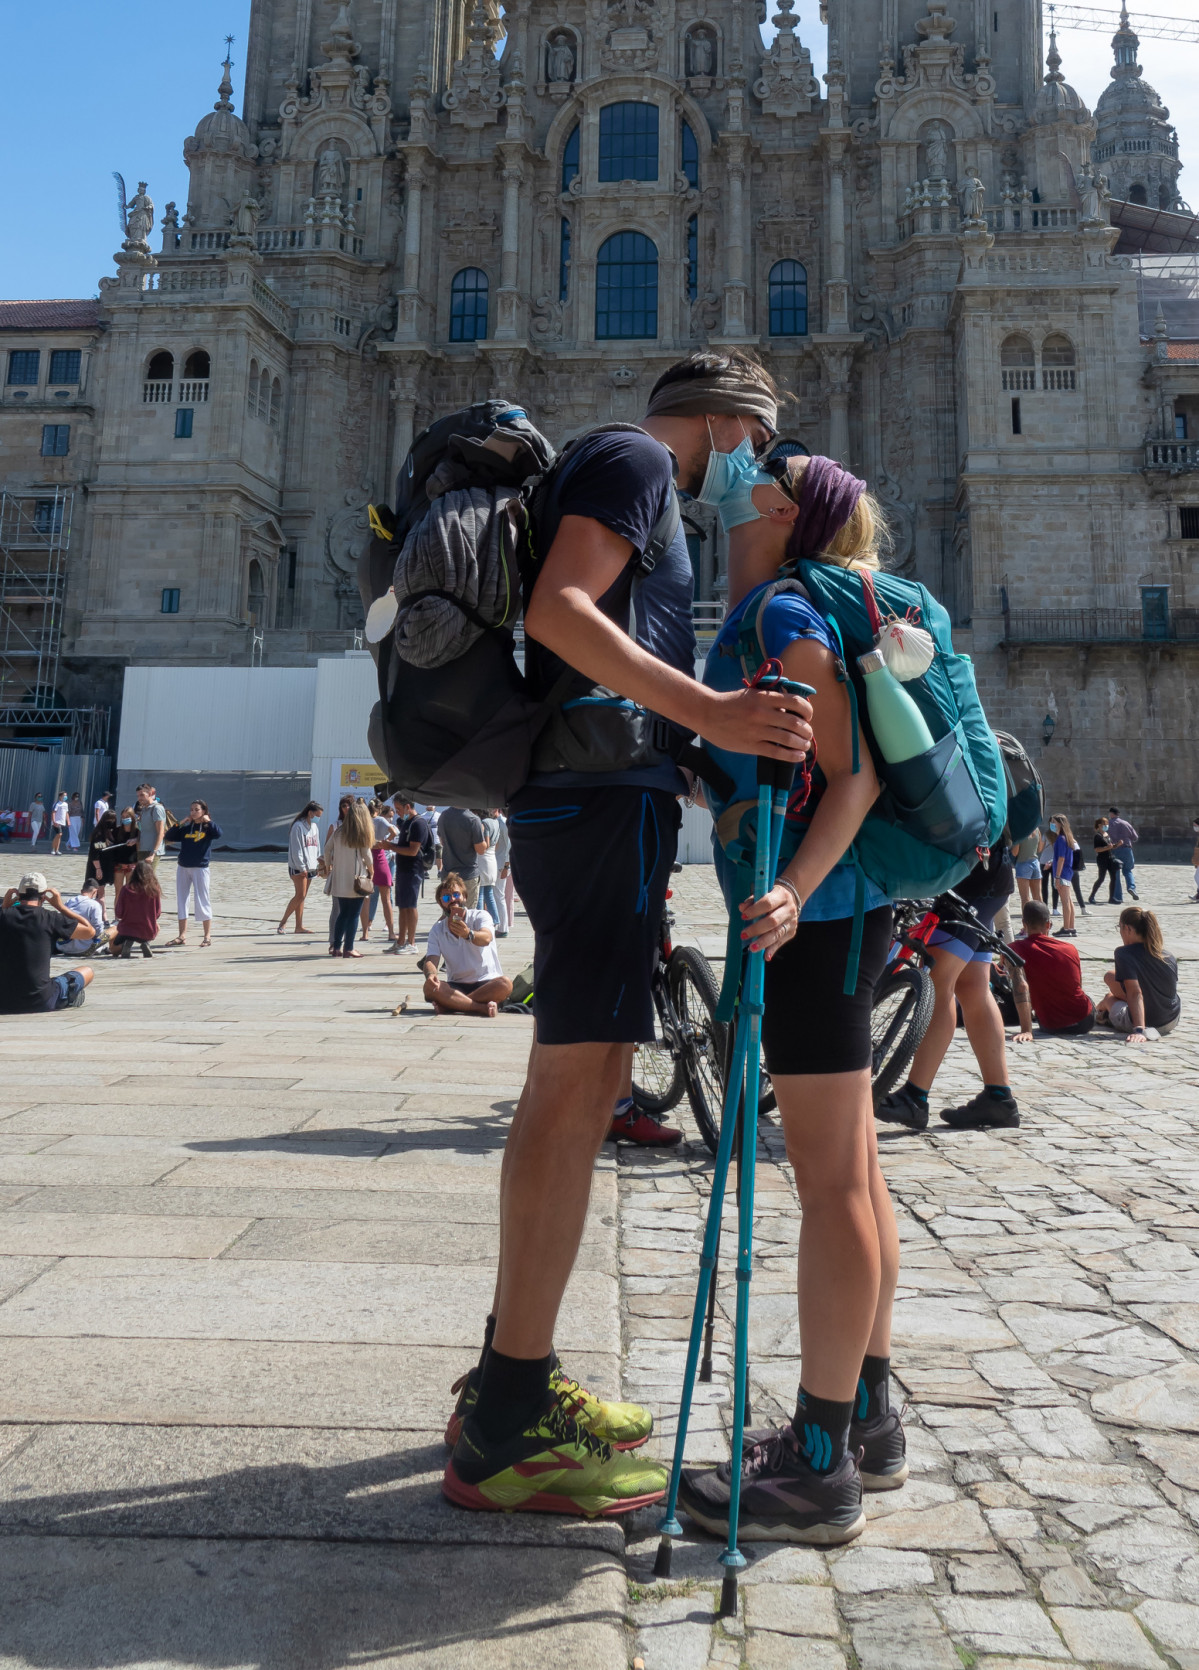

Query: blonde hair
[[337, 798, 374, 851], [1120, 906, 1165, 958], [779, 457, 886, 572]]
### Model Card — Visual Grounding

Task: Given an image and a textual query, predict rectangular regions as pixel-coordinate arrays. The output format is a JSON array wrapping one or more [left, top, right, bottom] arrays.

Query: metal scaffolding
[[0, 486, 74, 706]]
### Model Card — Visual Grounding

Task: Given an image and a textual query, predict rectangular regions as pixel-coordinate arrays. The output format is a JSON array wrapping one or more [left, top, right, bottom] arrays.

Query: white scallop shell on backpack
[[875, 616, 935, 682]]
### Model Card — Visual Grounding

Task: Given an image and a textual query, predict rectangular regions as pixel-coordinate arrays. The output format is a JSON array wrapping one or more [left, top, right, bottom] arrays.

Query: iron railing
[[1002, 607, 1199, 644]]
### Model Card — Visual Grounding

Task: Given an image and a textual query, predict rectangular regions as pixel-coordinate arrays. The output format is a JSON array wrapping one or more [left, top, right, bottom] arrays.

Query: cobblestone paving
[[624, 864, 1199, 1670]]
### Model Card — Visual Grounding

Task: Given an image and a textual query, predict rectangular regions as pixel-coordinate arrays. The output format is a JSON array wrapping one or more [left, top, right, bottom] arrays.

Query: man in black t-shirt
[[387, 795, 431, 953], [442, 351, 814, 1521], [0, 873, 98, 1013]]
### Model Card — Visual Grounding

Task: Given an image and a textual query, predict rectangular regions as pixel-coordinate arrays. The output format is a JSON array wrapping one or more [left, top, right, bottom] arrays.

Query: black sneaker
[[679, 1424, 865, 1546], [939, 1089, 1020, 1129], [875, 1084, 929, 1131], [851, 1407, 908, 1491]]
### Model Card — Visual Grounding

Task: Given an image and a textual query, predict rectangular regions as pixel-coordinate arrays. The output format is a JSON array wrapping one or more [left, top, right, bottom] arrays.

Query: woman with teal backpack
[[674, 454, 907, 1549]]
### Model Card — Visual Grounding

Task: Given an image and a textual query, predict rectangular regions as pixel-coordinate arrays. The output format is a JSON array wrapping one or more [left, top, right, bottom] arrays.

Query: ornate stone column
[[394, 154, 430, 342], [721, 134, 751, 338], [388, 370, 419, 497], [825, 140, 850, 333], [493, 154, 526, 339], [812, 338, 862, 464]]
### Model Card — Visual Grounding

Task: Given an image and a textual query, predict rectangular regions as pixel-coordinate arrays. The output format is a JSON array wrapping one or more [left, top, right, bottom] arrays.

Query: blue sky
[[1, 0, 1195, 301]]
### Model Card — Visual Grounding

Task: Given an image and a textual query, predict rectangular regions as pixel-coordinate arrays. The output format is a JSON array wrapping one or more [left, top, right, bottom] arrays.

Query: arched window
[[183, 350, 210, 378], [1129, 182, 1148, 205], [258, 368, 271, 418], [999, 334, 1035, 391], [1041, 333, 1076, 391], [595, 231, 658, 340], [1160, 183, 1175, 210], [686, 215, 698, 302], [598, 103, 659, 182], [559, 219, 572, 303], [450, 268, 489, 342], [270, 377, 282, 425], [768, 260, 808, 336], [561, 123, 580, 194], [681, 121, 699, 190], [247, 559, 266, 626], [146, 351, 173, 380], [247, 359, 260, 412]]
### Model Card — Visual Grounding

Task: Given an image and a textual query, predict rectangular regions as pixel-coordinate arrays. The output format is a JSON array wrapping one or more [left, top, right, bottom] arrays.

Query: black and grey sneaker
[[939, 1089, 1020, 1130], [851, 1407, 908, 1491], [679, 1424, 865, 1546], [875, 1084, 929, 1131]]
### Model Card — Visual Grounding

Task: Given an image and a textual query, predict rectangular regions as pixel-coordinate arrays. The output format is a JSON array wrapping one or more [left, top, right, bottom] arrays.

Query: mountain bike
[[631, 866, 724, 1153], [871, 890, 1024, 1105]]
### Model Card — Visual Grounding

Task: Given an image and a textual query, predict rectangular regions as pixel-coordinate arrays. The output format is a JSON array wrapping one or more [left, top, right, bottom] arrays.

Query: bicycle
[[631, 864, 725, 1154], [870, 890, 1024, 1105]]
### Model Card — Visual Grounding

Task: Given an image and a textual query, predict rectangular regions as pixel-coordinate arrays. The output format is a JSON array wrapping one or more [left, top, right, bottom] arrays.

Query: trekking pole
[[654, 676, 811, 1607]]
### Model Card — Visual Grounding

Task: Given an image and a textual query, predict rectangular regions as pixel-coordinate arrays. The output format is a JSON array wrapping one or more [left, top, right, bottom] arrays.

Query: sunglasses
[[440, 892, 465, 903]]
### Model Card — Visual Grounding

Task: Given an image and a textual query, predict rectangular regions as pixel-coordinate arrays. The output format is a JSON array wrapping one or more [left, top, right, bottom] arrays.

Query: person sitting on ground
[[164, 801, 222, 947], [419, 873, 513, 1017], [1009, 899, 1094, 1039], [0, 873, 97, 1012], [55, 879, 114, 956], [1096, 906, 1180, 1043], [111, 861, 162, 959]]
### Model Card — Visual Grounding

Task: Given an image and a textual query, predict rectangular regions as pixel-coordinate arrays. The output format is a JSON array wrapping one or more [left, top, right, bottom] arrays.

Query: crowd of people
[[1, 348, 1193, 1560]]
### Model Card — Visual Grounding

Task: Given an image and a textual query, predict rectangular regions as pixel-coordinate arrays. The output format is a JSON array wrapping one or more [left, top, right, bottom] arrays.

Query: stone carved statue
[[316, 147, 345, 196], [924, 123, 949, 181], [687, 30, 715, 76], [1078, 165, 1102, 223], [960, 170, 985, 222], [233, 195, 262, 237], [546, 32, 576, 82], [125, 181, 155, 246]]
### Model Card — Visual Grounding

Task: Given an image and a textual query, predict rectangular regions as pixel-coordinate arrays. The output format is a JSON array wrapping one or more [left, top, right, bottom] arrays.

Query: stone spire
[[1034, 11, 1085, 120], [215, 41, 235, 112], [1094, 0, 1184, 209]]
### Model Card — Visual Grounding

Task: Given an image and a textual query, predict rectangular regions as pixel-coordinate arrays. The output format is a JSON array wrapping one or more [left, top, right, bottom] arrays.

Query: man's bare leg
[[424, 976, 513, 1017], [492, 1037, 625, 1359]]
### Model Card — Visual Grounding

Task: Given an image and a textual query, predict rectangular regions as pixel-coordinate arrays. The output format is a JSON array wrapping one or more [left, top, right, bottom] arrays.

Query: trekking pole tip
[[652, 1534, 676, 1578], [718, 1572, 740, 1617]]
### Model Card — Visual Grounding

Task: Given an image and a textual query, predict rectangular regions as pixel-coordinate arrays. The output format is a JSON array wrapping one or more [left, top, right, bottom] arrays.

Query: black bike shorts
[[761, 906, 893, 1076], [508, 785, 681, 1046]]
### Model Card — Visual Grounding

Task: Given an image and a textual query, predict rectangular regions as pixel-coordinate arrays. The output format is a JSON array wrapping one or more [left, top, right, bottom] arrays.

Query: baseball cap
[[18, 871, 47, 896]]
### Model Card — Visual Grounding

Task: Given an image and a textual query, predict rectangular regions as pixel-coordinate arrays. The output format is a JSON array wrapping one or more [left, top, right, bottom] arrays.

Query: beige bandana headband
[[644, 373, 779, 431]]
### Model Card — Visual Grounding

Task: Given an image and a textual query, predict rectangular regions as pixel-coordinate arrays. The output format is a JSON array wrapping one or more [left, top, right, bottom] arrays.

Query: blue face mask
[[695, 422, 774, 532], [1048, 822, 1058, 833]]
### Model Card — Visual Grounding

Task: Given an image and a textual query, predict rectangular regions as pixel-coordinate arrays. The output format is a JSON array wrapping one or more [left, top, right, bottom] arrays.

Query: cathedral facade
[[1, 0, 1197, 830]]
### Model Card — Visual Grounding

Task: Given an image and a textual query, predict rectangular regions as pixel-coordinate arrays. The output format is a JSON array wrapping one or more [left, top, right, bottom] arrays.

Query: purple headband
[[783, 456, 865, 564]]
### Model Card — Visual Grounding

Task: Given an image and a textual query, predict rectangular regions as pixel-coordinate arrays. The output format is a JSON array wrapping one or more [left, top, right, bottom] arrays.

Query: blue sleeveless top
[[702, 582, 890, 923]]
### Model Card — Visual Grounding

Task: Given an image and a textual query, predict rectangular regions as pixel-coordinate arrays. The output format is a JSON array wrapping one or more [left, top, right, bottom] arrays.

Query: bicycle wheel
[[631, 980, 685, 1114], [871, 964, 934, 1106], [669, 945, 727, 1154]]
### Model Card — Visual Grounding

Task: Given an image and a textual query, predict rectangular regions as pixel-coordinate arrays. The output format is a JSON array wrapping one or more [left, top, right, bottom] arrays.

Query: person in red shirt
[[112, 861, 163, 959], [1009, 898, 1095, 1039]]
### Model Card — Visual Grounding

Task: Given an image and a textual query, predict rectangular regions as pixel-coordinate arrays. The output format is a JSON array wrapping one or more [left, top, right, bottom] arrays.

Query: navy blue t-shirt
[[166, 820, 222, 868], [526, 429, 696, 791]]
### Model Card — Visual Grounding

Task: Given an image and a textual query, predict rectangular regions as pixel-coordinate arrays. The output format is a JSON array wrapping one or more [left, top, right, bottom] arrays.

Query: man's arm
[[1, 887, 15, 908], [1011, 963, 1034, 1043], [148, 809, 165, 856], [45, 889, 95, 941], [525, 514, 813, 762]]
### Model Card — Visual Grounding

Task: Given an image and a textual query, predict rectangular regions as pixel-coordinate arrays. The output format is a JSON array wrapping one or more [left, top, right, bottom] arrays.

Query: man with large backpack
[[442, 351, 814, 1518]]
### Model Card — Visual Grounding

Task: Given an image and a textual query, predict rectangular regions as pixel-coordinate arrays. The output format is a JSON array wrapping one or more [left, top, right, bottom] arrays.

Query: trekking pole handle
[[756, 679, 815, 790]]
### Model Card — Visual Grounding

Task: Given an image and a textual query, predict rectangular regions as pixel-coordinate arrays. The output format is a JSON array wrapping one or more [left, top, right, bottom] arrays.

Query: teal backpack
[[717, 562, 1007, 997]]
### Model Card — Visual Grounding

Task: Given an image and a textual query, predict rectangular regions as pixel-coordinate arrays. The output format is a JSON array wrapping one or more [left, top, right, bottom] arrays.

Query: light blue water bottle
[[858, 648, 934, 764]]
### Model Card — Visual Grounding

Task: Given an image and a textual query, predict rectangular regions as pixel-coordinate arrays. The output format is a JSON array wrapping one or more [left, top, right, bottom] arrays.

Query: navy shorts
[[46, 970, 87, 1011], [394, 868, 422, 910], [930, 894, 1004, 965], [508, 785, 681, 1046]]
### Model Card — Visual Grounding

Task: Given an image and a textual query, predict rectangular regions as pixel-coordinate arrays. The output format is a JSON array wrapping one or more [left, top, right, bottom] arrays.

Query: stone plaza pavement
[[0, 849, 1196, 1670]]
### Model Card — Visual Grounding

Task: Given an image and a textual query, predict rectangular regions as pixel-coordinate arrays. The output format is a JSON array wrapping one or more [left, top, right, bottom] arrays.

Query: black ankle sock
[[474, 1313, 497, 1378], [474, 1347, 553, 1444], [856, 1355, 891, 1423], [792, 1388, 853, 1474], [903, 1081, 929, 1106]]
